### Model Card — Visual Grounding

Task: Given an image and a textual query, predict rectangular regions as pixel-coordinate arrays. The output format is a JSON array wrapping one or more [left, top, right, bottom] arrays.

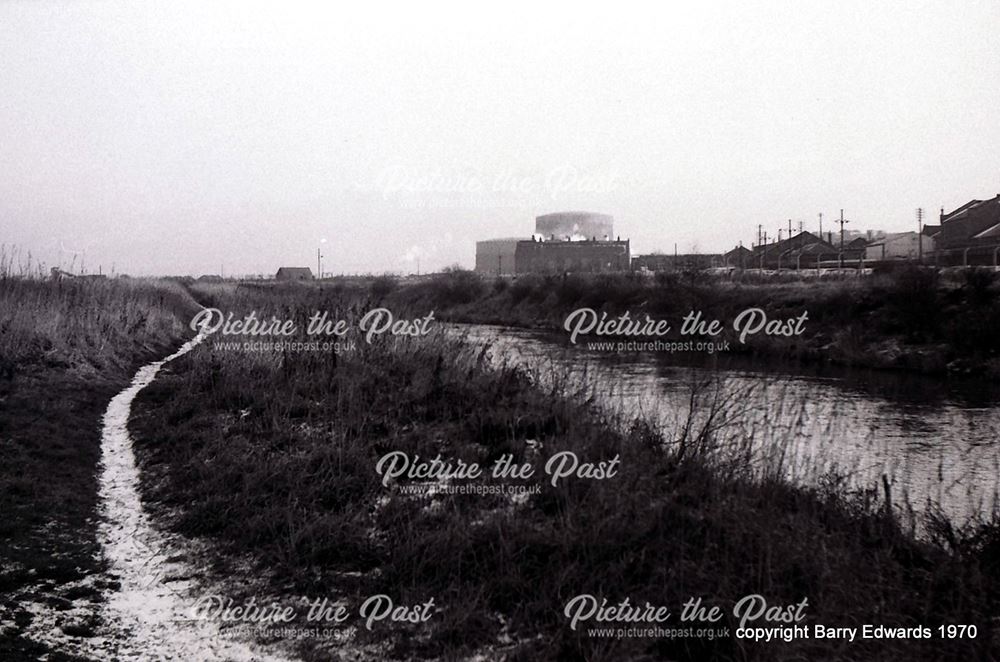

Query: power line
[[837, 209, 851, 249]]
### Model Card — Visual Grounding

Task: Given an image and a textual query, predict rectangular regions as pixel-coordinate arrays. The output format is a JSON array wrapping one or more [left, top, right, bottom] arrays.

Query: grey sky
[[2, 1, 998, 276]]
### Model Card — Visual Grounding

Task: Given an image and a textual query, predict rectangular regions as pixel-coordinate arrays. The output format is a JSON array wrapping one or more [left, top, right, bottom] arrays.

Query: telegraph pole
[[837, 209, 850, 249], [317, 247, 323, 279], [758, 224, 763, 247], [788, 218, 793, 238], [819, 212, 823, 237], [917, 208, 924, 264]]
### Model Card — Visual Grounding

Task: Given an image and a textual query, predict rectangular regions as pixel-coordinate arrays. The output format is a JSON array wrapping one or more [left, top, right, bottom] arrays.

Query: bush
[[508, 276, 540, 304], [432, 269, 485, 306], [370, 274, 398, 299], [884, 267, 941, 341], [554, 274, 587, 306], [963, 268, 996, 305]]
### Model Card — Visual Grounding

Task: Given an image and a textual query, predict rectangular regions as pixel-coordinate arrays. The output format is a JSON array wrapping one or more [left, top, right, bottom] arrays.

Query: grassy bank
[[0, 276, 198, 660], [129, 282, 999, 660], [379, 267, 1000, 377]]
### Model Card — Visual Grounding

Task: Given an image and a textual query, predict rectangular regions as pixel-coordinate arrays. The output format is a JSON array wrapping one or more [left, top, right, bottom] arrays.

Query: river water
[[456, 324, 1000, 526]]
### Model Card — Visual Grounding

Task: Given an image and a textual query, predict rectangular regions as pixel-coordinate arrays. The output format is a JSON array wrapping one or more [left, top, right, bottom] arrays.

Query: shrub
[[370, 274, 398, 299], [963, 268, 996, 305], [883, 267, 941, 341]]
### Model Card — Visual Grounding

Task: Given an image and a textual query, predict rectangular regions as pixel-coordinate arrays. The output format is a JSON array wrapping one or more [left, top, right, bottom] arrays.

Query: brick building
[[514, 238, 630, 274]]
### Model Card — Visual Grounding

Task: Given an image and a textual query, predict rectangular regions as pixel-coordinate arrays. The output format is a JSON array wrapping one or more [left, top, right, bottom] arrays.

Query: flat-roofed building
[[514, 238, 629, 274], [474, 238, 523, 275]]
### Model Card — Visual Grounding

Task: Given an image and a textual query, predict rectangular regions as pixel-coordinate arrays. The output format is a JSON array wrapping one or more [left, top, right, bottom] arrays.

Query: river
[[456, 324, 1000, 526]]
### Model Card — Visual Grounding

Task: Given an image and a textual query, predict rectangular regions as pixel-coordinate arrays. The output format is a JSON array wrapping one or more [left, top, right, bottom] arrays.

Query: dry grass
[[129, 282, 1000, 661], [0, 274, 198, 376], [385, 267, 1000, 377], [0, 273, 198, 659]]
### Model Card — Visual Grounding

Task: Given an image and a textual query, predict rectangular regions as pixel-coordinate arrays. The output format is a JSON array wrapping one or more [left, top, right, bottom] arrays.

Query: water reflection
[[455, 324, 1000, 525]]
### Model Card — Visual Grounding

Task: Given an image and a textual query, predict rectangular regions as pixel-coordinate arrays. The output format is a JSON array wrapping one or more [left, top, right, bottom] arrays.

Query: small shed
[[275, 267, 314, 281]]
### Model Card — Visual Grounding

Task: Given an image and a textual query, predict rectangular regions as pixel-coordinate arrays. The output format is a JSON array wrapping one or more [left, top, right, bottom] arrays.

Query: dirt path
[[22, 334, 296, 661]]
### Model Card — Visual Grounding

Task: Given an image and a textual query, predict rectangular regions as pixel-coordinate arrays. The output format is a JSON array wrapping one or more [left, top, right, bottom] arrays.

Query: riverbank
[[0, 277, 197, 660], [380, 267, 1000, 378], [127, 282, 999, 660]]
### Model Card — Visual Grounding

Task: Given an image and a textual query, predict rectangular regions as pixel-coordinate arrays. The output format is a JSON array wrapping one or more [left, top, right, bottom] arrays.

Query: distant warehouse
[[474, 237, 630, 275], [515, 238, 630, 274], [275, 267, 314, 281], [475, 211, 628, 275], [632, 253, 723, 271], [865, 231, 937, 261], [474, 238, 523, 276]]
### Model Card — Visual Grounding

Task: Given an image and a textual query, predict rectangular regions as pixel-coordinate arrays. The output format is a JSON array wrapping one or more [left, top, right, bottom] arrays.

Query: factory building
[[865, 232, 936, 261], [632, 253, 723, 271], [936, 195, 1000, 250], [474, 238, 523, 276], [475, 212, 627, 275], [514, 238, 630, 274]]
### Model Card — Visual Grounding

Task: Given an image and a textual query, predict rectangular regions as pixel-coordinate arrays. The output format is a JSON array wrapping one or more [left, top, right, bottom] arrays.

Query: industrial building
[[936, 196, 1000, 249], [934, 195, 1000, 265], [475, 212, 627, 275], [865, 232, 936, 261], [723, 245, 753, 267], [632, 253, 722, 271], [515, 238, 630, 274], [474, 238, 522, 276], [752, 231, 838, 269]]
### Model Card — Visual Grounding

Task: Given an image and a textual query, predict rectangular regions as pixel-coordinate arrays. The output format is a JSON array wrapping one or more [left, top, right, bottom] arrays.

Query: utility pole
[[317, 247, 323, 279], [758, 224, 763, 247], [788, 218, 793, 238], [819, 212, 823, 237], [778, 229, 783, 242], [837, 209, 850, 250], [917, 208, 924, 264]]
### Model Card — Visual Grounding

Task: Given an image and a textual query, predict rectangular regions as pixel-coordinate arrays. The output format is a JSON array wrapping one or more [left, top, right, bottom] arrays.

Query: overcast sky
[[2, 1, 999, 276]]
